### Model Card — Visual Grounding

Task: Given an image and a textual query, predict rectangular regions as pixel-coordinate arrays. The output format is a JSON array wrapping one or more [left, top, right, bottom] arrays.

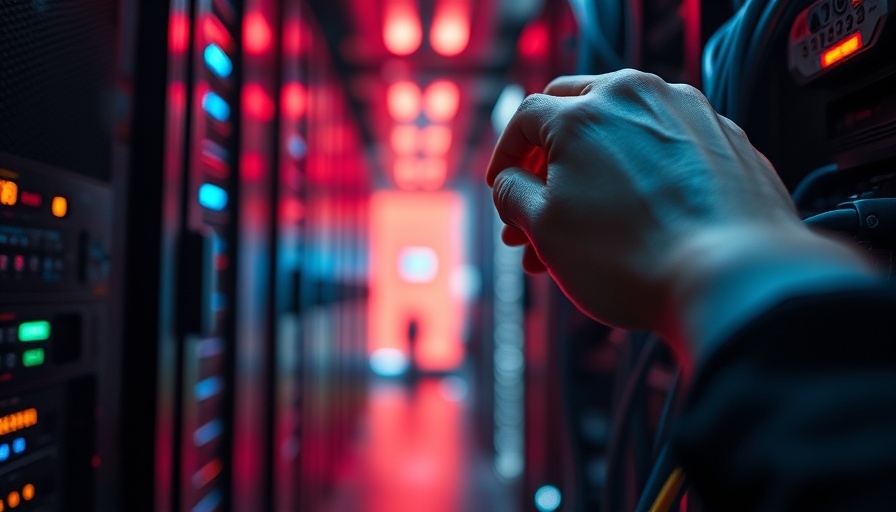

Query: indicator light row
[[0, 180, 69, 217], [0, 483, 36, 510], [0, 437, 26, 462]]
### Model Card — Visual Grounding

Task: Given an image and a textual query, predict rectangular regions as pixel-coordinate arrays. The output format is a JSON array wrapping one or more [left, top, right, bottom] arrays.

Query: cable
[[791, 163, 840, 210], [649, 468, 687, 512], [634, 443, 678, 512], [652, 366, 682, 457], [600, 334, 664, 512]]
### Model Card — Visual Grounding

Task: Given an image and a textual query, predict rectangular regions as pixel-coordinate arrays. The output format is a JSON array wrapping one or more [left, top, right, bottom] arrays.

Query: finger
[[543, 75, 600, 97], [486, 93, 562, 186], [501, 224, 529, 246], [492, 167, 546, 234], [522, 244, 547, 274]]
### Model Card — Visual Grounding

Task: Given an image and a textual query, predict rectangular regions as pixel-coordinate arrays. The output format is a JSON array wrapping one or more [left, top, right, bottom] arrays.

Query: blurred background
[[1, 0, 894, 510]]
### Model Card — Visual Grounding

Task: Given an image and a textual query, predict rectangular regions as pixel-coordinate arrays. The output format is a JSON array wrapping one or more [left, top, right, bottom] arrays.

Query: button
[[6, 327, 17, 343], [13, 255, 24, 272], [4, 353, 15, 369], [28, 256, 39, 273], [0, 255, 7, 271]]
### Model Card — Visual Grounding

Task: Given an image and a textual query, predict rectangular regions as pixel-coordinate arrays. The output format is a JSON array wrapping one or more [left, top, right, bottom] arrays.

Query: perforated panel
[[0, 0, 117, 181]]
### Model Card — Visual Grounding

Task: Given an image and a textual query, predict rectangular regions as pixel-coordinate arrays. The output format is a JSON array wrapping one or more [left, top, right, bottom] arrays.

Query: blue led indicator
[[12, 437, 25, 454], [0, 444, 9, 462], [198, 183, 228, 211], [192, 489, 222, 512], [195, 376, 224, 401], [202, 91, 230, 122], [203, 44, 233, 78], [194, 419, 223, 446]]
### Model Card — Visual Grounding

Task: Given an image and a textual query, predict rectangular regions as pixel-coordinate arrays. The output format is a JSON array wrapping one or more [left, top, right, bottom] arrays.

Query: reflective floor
[[322, 376, 517, 512]]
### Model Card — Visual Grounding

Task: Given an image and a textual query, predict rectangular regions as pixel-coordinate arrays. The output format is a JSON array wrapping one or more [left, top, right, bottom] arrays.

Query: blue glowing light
[[535, 485, 562, 512], [192, 489, 222, 512], [194, 419, 223, 446], [202, 91, 230, 122], [195, 376, 223, 401], [203, 44, 232, 78], [0, 444, 9, 462], [12, 438, 24, 454], [198, 183, 228, 211]]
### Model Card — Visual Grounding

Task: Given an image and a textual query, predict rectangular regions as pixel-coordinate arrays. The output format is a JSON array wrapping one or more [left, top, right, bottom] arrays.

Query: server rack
[[0, 0, 132, 509]]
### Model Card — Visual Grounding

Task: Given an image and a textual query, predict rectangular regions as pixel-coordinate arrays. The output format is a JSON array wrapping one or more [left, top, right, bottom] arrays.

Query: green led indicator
[[18, 321, 51, 342], [22, 348, 45, 367]]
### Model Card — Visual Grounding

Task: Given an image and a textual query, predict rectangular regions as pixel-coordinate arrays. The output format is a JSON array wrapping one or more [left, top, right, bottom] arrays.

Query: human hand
[[487, 69, 875, 358]]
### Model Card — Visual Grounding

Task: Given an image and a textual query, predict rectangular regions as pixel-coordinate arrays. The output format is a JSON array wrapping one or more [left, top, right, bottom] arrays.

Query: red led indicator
[[19, 191, 42, 207], [13, 255, 24, 272], [821, 32, 863, 68], [244, 13, 272, 55]]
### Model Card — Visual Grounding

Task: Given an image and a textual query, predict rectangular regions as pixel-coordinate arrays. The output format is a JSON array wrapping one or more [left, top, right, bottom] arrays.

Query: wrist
[[658, 221, 880, 372]]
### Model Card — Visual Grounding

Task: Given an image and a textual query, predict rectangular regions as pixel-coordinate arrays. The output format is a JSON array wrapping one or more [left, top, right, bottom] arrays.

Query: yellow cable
[[648, 467, 686, 512]]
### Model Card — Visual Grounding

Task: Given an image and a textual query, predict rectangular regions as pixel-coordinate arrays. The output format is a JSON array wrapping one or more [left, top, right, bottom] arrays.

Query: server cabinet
[[0, 0, 132, 509]]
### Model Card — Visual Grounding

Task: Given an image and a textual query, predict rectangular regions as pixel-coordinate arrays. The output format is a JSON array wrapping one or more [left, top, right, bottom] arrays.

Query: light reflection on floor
[[323, 375, 517, 512]]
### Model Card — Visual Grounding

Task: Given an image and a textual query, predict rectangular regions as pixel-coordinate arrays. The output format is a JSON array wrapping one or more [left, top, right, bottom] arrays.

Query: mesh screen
[[0, 0, 118, 181]]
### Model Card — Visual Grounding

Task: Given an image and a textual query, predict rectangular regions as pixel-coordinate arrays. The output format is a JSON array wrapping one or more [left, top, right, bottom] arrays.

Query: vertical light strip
[[492, 210, 525, 481]]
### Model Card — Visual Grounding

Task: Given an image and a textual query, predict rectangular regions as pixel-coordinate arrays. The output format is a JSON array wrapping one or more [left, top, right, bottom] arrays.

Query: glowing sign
[[51, 196, 68, 217], [18, 321, 50, 342], [22, 349, 45, 368], [0, 180, 17, 206], [821, 32, 863, 68], [203, 44, 233, 78], [0, 408, 38, 437]]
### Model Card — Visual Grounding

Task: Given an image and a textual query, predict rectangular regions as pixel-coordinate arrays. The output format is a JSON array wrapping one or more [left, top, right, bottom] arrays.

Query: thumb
[[492, 167, 545, 234]]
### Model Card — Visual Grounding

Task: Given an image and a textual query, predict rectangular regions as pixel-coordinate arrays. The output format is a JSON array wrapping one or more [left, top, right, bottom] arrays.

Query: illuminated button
[[13, 256, 23, 272], [51, 196, 67, 217], [821, 32, 863, 68], [18, 321, 50, 342], [0, 498, 4, 511], [0, 180, 17, 206], [0, 444, 9, 461], [22, 348, 45, 368], [11, 438, 24, 454], [20, 485, 33, 501], [19, 191, 42, 207], [6, 491, 18, 508], [0, 255, 7, 271]]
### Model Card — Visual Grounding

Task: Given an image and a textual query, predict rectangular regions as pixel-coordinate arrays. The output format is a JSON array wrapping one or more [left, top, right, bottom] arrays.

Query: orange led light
[[0, 180, 17, 206], [6, 492, 18, 509], [21, 485, 33, 502], [0, 408, 38, 436], [821, 32, 863, 68], [51, 196, 67, 217]]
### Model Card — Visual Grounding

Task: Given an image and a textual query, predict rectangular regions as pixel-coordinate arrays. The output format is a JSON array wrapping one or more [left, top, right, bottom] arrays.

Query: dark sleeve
[[671, 285, 896, 512]]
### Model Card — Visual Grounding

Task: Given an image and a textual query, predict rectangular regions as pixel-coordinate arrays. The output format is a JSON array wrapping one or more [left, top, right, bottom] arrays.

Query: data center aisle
[[322, 375, 517, 512]]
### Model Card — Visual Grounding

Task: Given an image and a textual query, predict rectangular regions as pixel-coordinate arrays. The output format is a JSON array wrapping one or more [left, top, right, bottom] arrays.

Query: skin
[[486, 69, 879, 369]]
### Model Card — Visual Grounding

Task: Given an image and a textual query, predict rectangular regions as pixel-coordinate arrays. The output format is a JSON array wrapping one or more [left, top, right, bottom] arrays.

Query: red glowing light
[[421, 126, 452, 156], [518, 21, 549, 59], [384, 0, 422, 56], [282, 82, 307, 118], [240, 152, 266, 182], [393, 157, 419, 190], [387, 81, 422, 122], [821, 32, 863, 68], [19, 191, 42, 207], [431, 0, 470, 57], [204, 15, 234, 53], [283, 20, 304, 56], [281, 198, 305, 222], [369, 192, 466, 371], [422, 81, 460, 122], [244, 12, 272, 55], [243, 83, 275, 122], [168, 13, 190, 53]]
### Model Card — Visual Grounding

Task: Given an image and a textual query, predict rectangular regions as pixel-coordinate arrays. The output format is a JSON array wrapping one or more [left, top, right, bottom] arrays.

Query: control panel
[[789, 0, 892, 83]]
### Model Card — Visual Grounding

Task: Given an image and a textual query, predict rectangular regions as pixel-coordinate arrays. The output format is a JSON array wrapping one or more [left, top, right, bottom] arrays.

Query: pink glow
[[388, 81, 422, 122], [384, 0, 422, 56], [243, 83, 275, 122], [430, 0, 470, 57], [282, 82, 308, 118], [420, 125, 452, 156], [391, 125, 419, 155], [369, 192, 465, 372], [422, 80, 460, 122], [168, 13, 190, 54]]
